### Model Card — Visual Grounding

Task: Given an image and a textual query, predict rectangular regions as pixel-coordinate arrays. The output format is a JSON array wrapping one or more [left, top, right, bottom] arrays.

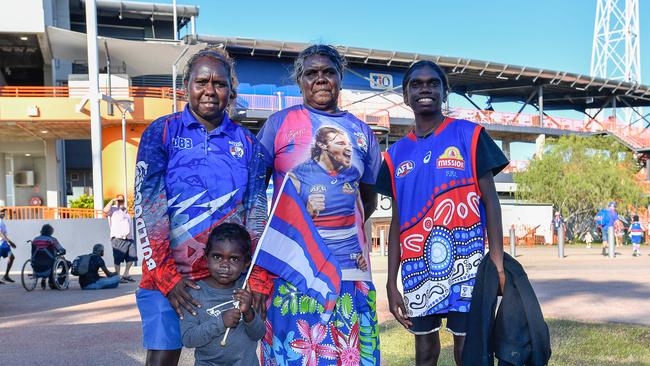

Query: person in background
[[551, 211, 566, 245], [596, 202, 618, 256], [628, 215, 644, 257], [103, 194, 136, 283], [0, 208, 17, 284], [584, 231, 593, 249], [31, 224, 66, 289], [79, 244, 120, 290]]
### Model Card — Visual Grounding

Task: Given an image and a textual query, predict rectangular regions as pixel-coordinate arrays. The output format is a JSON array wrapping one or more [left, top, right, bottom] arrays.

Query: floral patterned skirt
[[261, 279, 380, 366]]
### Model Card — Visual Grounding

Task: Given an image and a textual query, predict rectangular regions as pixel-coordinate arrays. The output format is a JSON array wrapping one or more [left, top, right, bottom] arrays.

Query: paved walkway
[[1, 245, 648, 365]]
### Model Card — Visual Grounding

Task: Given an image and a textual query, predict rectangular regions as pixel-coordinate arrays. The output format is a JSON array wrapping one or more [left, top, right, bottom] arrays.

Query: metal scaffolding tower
[[591, 0, 642, 124]]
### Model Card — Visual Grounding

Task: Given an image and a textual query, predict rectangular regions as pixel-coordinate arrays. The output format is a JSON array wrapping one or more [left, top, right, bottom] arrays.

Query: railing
[[501, 160, 530, 174], [1, 206, 104, 220], [0, 86, 182, 99], [448, 108, 650, 149], [4, 86, 649, 147]]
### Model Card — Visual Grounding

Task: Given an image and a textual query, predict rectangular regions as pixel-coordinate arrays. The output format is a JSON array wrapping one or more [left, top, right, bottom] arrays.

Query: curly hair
[[292, 44, 346, 83], [206, 222, 251, 259]]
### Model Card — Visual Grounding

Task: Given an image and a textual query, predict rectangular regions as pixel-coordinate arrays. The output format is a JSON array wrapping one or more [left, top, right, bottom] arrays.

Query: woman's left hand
[[357, 255, 368, 271]]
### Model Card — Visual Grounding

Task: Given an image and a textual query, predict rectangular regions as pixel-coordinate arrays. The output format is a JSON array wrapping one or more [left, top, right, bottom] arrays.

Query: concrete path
[[1, 245, 648, 365]]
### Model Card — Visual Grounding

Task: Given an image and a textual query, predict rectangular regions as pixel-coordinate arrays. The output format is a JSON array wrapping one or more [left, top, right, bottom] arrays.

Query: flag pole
[[220, 175, 290, 347]]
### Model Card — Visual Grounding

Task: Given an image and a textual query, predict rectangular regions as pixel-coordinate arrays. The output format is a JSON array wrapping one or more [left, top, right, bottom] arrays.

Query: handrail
[[1, 206, 104, 220]]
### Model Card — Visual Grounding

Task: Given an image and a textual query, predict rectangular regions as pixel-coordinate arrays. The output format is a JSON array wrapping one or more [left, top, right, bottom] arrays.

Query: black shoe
[[41, 279, 46, 289], [122, 276, 135, 282], [3, 276, 15, 283], [0, 280, 5, 285]]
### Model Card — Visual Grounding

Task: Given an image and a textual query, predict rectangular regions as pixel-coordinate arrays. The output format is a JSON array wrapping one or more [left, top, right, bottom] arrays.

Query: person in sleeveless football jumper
[[374, 61, 509, 366]]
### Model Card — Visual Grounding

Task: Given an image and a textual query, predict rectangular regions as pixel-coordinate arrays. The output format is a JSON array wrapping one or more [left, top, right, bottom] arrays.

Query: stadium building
[[2, 0, 650, 245]]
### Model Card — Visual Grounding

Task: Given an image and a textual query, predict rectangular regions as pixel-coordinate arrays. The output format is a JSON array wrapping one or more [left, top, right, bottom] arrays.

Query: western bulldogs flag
[[253, 176, 342, 323]]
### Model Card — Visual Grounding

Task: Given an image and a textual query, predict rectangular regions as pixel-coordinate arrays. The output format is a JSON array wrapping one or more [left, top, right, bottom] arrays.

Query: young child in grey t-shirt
[[180, 223, 265, 366]]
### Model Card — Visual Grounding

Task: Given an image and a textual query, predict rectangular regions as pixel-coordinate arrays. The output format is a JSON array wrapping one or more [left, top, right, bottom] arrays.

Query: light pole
[[102, 95, 133, 207]]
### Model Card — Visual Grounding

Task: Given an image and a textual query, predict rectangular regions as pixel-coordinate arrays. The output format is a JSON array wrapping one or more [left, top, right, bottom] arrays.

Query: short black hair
[[402, 60, 450, 96], [634, 215, 639, 221], [40, 224, 54, 236], [206, 223, 251, 257]]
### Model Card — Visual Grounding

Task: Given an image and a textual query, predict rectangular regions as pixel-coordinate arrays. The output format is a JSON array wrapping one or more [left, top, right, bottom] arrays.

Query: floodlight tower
[[591, 0, 641, 125]]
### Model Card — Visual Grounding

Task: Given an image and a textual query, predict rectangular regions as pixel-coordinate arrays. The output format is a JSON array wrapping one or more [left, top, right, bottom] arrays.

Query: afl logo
[[396, 160, 415, 178]]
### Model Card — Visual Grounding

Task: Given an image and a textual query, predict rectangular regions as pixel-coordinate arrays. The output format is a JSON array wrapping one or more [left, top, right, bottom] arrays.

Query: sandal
[[122, 276, 136, 282]]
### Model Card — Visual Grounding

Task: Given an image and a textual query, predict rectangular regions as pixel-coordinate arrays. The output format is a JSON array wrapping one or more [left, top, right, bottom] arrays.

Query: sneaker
[[119, 278, 129, 284], [2, 276, 15, 283], [41, 279, 46, 290], [0, 280, 5, 285], [602, 248, 607, 256]]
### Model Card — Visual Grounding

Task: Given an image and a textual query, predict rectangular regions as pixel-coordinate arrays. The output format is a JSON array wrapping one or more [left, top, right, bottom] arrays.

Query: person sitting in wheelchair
[[31, 224, 66, 289]]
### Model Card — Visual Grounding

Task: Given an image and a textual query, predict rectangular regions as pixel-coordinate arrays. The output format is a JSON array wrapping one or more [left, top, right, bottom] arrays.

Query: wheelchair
[[21, 240, 70, 291]]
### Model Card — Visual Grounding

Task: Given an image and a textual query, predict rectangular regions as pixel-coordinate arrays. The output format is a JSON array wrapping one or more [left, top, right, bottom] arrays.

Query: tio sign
[[370, 73, 393, 90]]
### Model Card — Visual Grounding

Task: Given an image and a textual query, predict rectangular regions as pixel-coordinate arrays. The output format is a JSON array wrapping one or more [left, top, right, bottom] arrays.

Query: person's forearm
[[102, 200, 113, 214], [360, 183, 378, 222], [478, 174, 504, 272], [386, 204, 401, 290], [486, 199, 504, 271]]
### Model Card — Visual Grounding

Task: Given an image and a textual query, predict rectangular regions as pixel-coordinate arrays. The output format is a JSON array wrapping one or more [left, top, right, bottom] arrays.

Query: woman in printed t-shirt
[[251, 45, 382, 365]]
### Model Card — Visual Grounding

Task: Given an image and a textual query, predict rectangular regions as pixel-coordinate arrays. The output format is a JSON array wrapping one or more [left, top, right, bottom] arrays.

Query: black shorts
[[408, 311, 468, 336], [111, 238, 137, 265]]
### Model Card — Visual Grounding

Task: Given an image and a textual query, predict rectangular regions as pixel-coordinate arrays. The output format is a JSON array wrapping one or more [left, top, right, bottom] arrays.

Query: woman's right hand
[[307, 193, 325, 217], [166, 278, 201, 320], [387, 285, 412, 329]]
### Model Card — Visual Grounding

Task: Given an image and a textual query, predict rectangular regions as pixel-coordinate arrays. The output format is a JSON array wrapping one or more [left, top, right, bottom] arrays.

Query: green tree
[[68, 194, 95, 209], [513, 135, 647, 240]]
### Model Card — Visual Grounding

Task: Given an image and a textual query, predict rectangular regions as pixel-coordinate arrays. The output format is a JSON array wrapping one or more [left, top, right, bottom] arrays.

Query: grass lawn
[[379, 318, 650, 365]]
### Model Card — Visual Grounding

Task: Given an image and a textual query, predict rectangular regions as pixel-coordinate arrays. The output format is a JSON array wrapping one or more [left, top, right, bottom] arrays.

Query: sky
[[168, 0, 649, 83]]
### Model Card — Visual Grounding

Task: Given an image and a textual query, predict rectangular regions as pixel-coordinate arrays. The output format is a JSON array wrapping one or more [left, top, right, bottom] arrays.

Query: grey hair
[[292, 44, 346, 83]]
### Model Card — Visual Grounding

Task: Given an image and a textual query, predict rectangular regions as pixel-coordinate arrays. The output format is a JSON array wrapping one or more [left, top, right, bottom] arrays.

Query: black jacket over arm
[[462, 253, 551, 366]]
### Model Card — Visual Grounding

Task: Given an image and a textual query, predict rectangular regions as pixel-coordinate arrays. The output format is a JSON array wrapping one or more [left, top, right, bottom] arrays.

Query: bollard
[[379, 229, 386, 257], [509, 225, 516, 257], [608, 226, 616, 258], [558, 225, 565, 258]]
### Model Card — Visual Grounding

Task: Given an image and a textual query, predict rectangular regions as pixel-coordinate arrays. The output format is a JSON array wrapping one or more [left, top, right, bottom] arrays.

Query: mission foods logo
[[396, 160, 415, 178], [436, 147, 465, 170]]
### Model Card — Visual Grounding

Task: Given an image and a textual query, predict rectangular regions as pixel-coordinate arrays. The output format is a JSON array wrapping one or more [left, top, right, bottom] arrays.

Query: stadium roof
[[193, 35, 650, 114]]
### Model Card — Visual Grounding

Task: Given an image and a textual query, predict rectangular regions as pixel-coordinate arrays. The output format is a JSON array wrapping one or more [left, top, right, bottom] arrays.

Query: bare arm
[[360, 183, 378, 222], [386, 201, 412, 328], [102, 199, 115, 215], [478, 173, 505, 293]]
